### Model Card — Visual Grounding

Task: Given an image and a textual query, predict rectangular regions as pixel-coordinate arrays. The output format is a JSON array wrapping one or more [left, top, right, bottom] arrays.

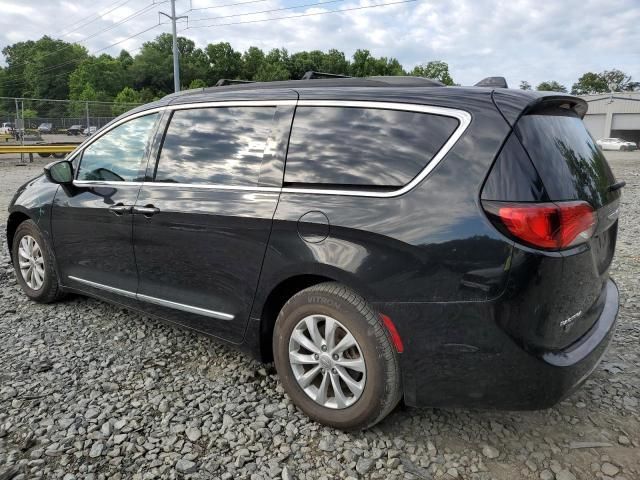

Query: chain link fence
[[0, 96, 142, 137]]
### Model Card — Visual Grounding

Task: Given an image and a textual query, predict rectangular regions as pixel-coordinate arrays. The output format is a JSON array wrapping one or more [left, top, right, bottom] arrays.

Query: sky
[[0, 0, 639, 89]]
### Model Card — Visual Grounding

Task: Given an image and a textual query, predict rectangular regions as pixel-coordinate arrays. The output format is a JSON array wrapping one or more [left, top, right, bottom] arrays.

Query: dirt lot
[[0, 151, 639, 480]]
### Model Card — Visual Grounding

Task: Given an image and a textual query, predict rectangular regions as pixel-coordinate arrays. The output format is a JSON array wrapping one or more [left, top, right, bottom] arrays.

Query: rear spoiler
[[492, 90, 589, 126]]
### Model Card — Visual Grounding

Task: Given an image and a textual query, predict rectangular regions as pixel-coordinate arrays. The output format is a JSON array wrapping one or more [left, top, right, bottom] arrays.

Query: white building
[[580, 92, 640, 145]]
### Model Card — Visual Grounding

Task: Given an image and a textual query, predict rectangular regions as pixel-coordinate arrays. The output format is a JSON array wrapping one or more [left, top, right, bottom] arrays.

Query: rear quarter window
[[284, 106, 459, 188], [515, 112, 617, 208]]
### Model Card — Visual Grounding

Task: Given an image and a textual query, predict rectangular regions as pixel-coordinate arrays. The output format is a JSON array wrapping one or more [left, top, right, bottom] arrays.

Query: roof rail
[[301, 71, 351, 80], [474, 76, 509, 88], [215, 79, 255, 87]]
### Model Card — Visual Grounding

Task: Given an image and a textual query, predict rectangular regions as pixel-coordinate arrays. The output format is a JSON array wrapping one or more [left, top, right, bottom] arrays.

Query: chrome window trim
[[167, 99, 297, 111], [66, 99, 471, 197], [68, 276, 235, 321], [282, 100, 472, 198]]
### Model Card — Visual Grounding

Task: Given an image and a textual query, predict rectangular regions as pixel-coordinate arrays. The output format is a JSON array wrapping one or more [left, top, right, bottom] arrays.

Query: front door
[[132, 102, 294, 343], [52, 112, 160, 300]]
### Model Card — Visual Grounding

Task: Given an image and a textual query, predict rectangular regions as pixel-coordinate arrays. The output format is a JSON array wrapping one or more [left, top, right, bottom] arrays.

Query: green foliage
[[519, 80, 532, 90], [571, 69, 640, 94], [22, 109, 38, 118], [351, 49, 405, 77], [188, 79, 207, 89], [207, 42, 242, 83], [536, 81, 567, 93], [112, 87, 142, 115], [69, 54, 127, 101], [411, 61, 454, 85]]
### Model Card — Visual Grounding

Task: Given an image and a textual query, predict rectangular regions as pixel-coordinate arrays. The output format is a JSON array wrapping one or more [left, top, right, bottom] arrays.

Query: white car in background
[[596, 138, 638, 151]]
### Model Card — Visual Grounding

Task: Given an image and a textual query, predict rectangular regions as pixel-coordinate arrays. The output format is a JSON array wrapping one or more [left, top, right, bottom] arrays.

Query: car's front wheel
[[273, 282, 401, 430], [12, 219, 63, 303]]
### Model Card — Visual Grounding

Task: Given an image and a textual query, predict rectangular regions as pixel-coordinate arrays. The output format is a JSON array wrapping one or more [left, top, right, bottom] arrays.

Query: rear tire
[[38, 153, 51, 158], [12, 219, 64, 303], [273, 282, 401, 430]]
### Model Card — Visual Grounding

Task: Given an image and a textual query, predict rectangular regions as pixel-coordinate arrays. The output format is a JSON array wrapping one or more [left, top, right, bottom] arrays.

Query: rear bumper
[[376, 278, 619, 409]]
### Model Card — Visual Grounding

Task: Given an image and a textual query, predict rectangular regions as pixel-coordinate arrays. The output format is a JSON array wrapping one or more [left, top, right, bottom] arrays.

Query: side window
[[155, 106, 277, 186], [284, 107, 459, 188], [76, 113, 158, 182]]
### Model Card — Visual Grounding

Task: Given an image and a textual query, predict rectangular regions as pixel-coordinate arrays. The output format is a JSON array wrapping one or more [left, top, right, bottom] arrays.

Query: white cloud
[[0, 0, 639, 89]]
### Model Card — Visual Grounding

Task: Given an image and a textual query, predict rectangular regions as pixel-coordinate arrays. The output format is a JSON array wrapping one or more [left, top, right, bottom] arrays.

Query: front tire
[[273, 282, 401, 430], [12, 219, 63, 303]]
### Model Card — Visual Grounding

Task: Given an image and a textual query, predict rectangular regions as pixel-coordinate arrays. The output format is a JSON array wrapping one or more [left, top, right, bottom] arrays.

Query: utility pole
[[160, 1, 187, 93]]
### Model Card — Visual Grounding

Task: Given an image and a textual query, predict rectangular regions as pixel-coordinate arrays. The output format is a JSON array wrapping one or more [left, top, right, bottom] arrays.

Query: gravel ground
[[1, 152, 639, 480]]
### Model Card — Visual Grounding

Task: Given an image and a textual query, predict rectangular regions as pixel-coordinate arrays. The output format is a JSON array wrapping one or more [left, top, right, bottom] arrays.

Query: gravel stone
[[482, 445, 500, 459], [89, 443, 104, 458], [601, 462, 620, 476], [0, 152, 639, 480], [176, 459, 197, 474]]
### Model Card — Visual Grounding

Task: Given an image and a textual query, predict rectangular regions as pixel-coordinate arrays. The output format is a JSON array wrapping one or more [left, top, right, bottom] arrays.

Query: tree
[[188, 79, 207, 89], [412, 61, 454, 85], [253, 48, 290, 81], [536, 81, 567, 93], [351, 49, 405, 77], [2, 36, 88, 101], [112, 87, 142, 115], [241, 47, 266, 80], [129, 34, 208, 93], [571, 69, 639, 95], [206, 42, 242, 83], [68, 54, 126, 101], [319, 49, 350, 76], [519, 80, 532, 90]]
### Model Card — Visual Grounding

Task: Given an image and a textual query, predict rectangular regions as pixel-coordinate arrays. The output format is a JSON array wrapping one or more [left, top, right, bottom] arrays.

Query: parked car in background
[[0, 122, 15, 134], [6, 77, 623, 430], [83, 126, 97, 136], [596, 138, 638, 151], [37, 123, 53, 134], [66, 125, 85, 136]]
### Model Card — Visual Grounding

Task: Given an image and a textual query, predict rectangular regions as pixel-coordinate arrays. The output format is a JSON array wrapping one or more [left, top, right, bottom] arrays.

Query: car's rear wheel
[[12, 219, 63, 303], [273, 282, 401, 430]]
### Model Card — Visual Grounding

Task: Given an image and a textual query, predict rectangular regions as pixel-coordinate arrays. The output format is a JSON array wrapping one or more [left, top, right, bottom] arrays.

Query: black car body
[[6, 77, 621, 429]]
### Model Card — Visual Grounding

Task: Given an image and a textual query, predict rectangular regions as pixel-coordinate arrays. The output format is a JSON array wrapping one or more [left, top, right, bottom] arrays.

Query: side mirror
[[44, 160, 74, 185]]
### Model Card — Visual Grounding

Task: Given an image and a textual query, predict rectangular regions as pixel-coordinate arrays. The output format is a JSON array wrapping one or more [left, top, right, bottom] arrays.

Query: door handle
[[108, 204, 131, 216], [132, 205, 160, 217]]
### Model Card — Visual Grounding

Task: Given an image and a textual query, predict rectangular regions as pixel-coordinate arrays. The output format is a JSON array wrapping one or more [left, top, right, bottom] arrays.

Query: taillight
[[482, 200, 597, 250]]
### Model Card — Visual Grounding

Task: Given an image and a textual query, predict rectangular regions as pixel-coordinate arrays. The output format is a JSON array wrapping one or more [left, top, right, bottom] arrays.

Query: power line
[[187, 0, 344, 23], [2, 1, 167, 76], [60, 0, 135, 37], [182, 0, 417, 30]]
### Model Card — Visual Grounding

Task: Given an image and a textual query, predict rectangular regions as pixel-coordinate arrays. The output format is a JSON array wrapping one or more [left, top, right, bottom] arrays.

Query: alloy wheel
[[18, 235, 45, 290], [288, 314, 366, 409]]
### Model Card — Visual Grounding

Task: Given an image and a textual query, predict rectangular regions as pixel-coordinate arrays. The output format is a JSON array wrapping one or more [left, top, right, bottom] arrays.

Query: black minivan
[[6, 76, 622, 430]]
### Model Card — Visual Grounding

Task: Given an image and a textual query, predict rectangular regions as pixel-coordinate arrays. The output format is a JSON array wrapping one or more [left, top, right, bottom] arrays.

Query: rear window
[[516, 112, 617, 208], [284, 107, 459, 188]]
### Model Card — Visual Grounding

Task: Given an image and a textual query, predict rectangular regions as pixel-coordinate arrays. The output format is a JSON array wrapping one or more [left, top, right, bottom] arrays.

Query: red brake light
[[482, 201, 597, 250]]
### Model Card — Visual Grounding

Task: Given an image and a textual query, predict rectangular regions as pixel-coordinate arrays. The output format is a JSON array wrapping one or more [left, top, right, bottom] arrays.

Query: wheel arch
[[6, 211, 31, 259]]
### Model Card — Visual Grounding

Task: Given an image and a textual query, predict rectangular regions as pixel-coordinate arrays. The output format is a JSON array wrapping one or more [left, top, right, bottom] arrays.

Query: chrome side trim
[[73, 180, 144, 187], [67, 276, 235, 321], [137, 293, 235, 321], [68, 276, 137, 299], [282, 100, 472, 198], [148, 182, 281, 192]]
